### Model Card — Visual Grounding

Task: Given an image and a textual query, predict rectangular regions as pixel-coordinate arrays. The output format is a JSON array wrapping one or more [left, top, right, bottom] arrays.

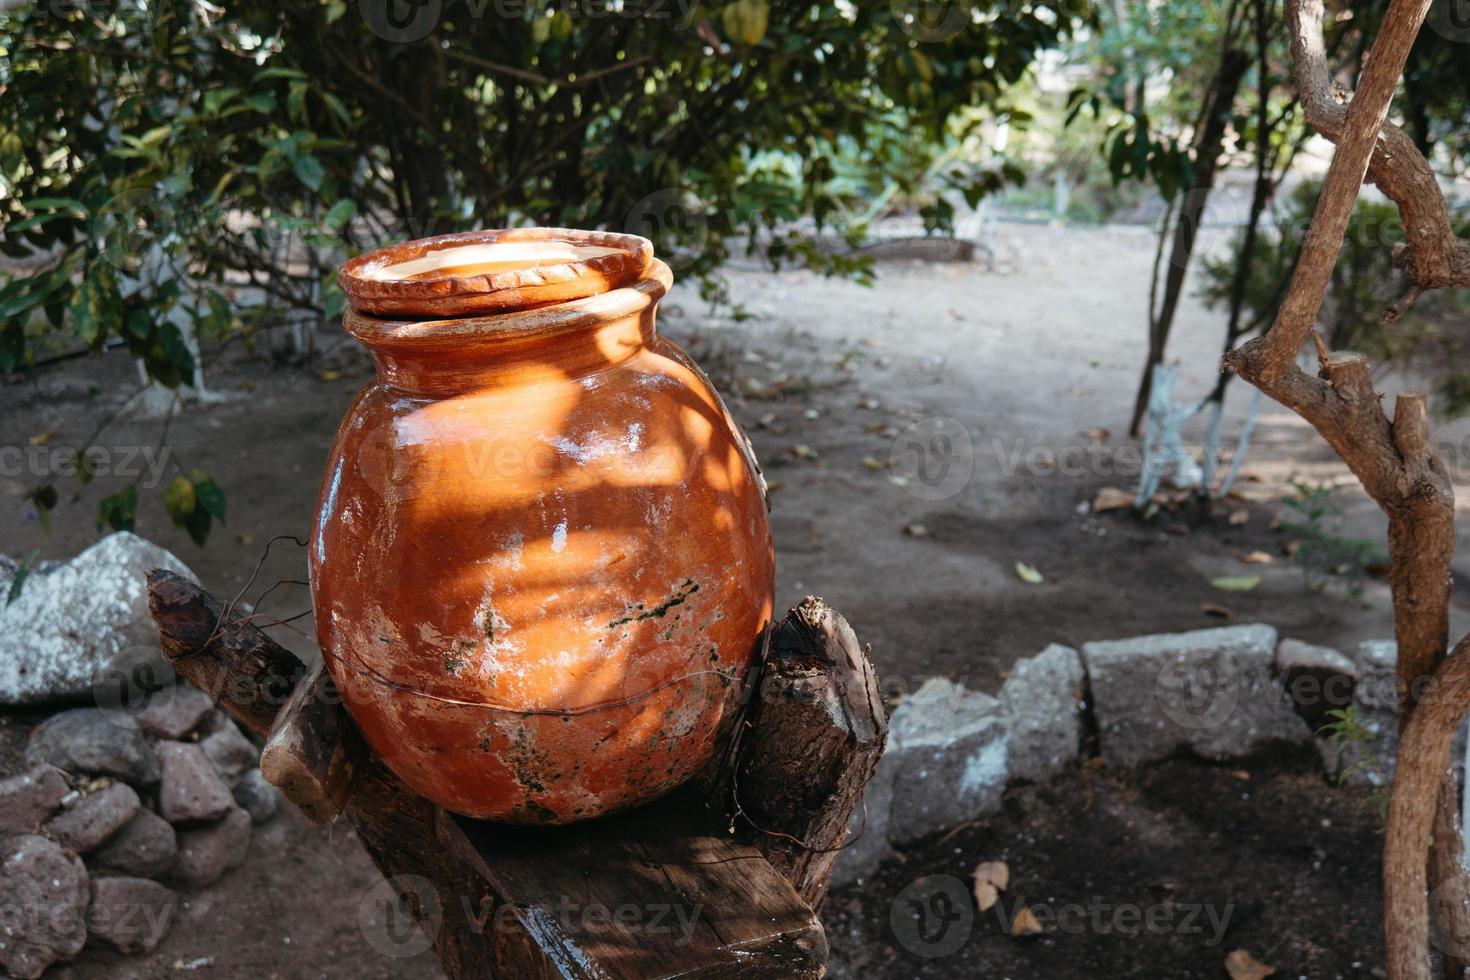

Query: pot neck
[[344, 260, 672, 397]]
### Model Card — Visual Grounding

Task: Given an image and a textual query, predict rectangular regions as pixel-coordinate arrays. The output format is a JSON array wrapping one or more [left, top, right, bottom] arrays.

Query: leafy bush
[[0, 0, 1086, 541]]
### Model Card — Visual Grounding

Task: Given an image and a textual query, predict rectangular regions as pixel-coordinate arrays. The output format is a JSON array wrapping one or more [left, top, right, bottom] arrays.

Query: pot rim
[[343, 258, 674, 354], [338, 227, 655, 319]]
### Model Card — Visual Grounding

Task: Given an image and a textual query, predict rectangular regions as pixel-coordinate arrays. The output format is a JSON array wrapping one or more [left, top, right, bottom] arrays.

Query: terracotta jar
[[312, 228, 774, 823]]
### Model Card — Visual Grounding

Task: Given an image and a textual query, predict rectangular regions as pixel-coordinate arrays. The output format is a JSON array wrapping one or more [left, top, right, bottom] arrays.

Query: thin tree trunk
[[1129, 46, 1251, 436]]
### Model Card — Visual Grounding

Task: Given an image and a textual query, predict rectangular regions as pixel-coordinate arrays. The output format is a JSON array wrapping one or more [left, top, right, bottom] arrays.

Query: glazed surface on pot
[[313, 228, 774, 823]]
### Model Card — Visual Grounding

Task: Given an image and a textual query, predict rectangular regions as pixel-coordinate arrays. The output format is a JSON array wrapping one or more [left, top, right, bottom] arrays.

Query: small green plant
[[1318, 705, 1390, 819], [1279, 478, 1383, 602]]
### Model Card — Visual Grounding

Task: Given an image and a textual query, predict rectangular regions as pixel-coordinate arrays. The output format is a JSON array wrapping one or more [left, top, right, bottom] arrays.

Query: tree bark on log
[[259, 658, 366, 824], [711, 597, 887, 912]]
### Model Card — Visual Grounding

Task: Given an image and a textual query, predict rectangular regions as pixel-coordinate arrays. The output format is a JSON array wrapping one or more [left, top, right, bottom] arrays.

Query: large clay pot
[[312, 228, 774, 823]]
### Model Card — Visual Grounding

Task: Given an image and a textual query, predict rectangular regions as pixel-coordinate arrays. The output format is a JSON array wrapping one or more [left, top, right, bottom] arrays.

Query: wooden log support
[[713, 597, 886, 911], [146, 570, 885, 978], [259, 658, 365, 824]]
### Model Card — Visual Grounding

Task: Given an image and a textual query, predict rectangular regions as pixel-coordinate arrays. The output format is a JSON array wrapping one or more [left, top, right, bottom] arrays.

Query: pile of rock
[[833, 623, 1399, 887], [0, 696, 281, 978], [0, 533, 283, 978]]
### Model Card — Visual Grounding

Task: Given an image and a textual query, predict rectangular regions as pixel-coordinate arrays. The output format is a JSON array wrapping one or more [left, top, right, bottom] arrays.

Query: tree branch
[[1240, 0, 1440, 383], [1384, 637, 1470, 980], [1288, 0, 1470, 309], [1226, 4, 1468, 977]]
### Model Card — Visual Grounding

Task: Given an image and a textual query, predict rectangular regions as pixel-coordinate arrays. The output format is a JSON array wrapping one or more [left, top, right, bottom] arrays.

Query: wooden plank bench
[[146, 571, 885, 979]]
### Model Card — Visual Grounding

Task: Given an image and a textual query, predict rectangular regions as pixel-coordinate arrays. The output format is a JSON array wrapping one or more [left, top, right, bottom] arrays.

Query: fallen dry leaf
[[29, 430, 56, 446], [1015, 561, 1044, 585], [1228, 508, 1250, 526], [1200, 602, 1234, 619], [1091, 486, 1133, 513], [1082, 427, 1111, 442], [317, 369, 342, 382], [790, 444, 820, 461], [1210, 574, 1260, 592], [903, 523, 929, 538], [971, 860, 1009, 911], [1240, 550, 1275, 565], [862, 456, 890, 471], [1010, 905, 1044, 937], [1224, 948, 1275, 980]]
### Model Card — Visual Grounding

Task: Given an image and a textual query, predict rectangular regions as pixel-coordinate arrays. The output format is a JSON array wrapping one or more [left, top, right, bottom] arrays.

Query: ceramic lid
[[339, 227, 655, 318]]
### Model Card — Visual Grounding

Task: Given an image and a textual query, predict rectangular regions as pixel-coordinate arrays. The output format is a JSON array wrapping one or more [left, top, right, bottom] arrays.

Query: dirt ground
[[3, 222, 1467, 977]]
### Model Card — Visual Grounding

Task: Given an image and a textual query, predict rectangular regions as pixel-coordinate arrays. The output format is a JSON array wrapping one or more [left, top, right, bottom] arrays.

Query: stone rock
[[23, 709, 160, 785], [86, 876, 178, 954], [92, 809, 177, 879], [156, 742, 235, 824], [999, 643, 1085, 782], [885, 678, 1009, 845], [231, 769, 280, 825], [828, 751, 897, 889], [1081, 624, 1311, 766], [198, 720, 258, 786], [173, 807, 251, 888], [1274, 638, 1358, 733], [45, 782, 140, 854], [1354, 640, 1400, 711], [0, 765, 70, 834], [0, 835, 89, 979], [0, 532, 195, 705], [136, 684, 215, 740]]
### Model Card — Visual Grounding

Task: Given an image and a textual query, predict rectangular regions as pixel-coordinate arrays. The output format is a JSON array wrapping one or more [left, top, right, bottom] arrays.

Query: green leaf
[[191, 469, 226, 522], [6, 548, 39, 607], [69, 277, 103, 346], [156, 322, 196, 386], [287, 81, 308, 121], [203, 87, 240, 114], [1210, 575, 1261, 592], [163, 475, 196, 524], [97, 484, 139, 533], [27, 485, 57, 536], [24, 197, 87, 217], [164, 470, 214, 543], [323, 198, 356, 231], [292, 154, 325, 192]]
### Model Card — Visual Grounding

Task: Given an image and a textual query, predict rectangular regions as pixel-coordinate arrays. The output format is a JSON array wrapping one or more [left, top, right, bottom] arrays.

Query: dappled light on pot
[[312, 228, 774, 824]]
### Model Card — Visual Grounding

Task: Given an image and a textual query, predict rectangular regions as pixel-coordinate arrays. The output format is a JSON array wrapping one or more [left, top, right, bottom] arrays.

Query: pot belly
[[310, 347, 773, 822]]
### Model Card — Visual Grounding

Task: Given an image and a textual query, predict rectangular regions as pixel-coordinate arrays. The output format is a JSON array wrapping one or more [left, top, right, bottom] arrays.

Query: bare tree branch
[[1224, 2, 1470, 977], [1287, 0, 1470, 304]]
